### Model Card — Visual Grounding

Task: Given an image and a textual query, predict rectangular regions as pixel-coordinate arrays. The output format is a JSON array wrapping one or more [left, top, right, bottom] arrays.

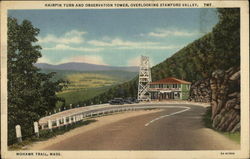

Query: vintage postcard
[[1, 0, 249, 159]]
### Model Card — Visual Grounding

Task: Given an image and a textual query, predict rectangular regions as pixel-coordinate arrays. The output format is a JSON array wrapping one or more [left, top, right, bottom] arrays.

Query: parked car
[[133, 98, 140, 103], [128, 97, 139, 103], [123, 98, 133, 104], [125, 97, 139, 104], [109, 98, 124, 105]]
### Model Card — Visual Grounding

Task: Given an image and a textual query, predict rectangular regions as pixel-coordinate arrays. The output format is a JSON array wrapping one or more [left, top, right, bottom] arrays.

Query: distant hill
[[39, 69, 138, 85], [35, 62, 139, 72]]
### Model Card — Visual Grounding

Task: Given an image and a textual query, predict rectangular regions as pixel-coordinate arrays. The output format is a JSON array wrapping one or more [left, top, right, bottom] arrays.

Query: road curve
[[35, 104, 240, 150], [39, 101, 209, 124]]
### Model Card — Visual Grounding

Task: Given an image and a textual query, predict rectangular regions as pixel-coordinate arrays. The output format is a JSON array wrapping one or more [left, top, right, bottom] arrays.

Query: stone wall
[[210, 67, 240, 132]]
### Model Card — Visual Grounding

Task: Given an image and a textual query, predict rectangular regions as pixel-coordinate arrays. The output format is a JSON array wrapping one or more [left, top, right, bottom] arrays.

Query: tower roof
[[150, 77, 191, 85]]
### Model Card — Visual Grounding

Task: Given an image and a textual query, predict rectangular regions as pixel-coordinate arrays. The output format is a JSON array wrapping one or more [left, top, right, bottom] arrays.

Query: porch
[[150, 91, 181, 100]]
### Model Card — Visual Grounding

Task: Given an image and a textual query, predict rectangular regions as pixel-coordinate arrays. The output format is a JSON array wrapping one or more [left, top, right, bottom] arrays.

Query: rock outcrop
[[189, 78, 211, 103], [210, 67, 240, 132]]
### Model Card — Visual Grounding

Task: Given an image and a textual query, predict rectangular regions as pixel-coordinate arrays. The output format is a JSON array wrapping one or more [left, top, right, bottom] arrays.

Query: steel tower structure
[[137, 56, 151, 101]]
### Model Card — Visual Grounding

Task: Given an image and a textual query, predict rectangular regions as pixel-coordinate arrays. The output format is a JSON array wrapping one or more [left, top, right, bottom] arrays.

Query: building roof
[[150, 77, 191, 85]]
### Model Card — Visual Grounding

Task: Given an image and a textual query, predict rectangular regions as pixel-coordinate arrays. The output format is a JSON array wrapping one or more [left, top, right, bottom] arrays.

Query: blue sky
[[9, 9, 218, 66]]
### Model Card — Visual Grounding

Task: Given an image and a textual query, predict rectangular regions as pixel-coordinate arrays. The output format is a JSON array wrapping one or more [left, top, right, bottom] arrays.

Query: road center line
[[145, 106, 191, 127]]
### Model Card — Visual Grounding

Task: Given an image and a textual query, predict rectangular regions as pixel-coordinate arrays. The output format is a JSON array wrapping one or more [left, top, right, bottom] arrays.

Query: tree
[[212, 8, 240, 69], [7, 17, 66, 144]]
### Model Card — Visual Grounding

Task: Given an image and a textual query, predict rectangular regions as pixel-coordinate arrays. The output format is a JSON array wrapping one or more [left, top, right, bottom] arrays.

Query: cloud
[[144, 28, 200, 38], [127, 56, 155, 66], [38, 30, 86, 44], [88, 38, 156, 47], [60, 55, 108, 65], [118, 45, 180, 50], [127, 56, 141, 66], [44, 44, 102, 52], [88, 38, 177, 50], [88, 40, 113, 47], [37, 56, 51, 64]]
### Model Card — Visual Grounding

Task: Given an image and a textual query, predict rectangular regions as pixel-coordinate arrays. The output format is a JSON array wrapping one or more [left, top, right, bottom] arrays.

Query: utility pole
[[137, 55, 151, 101]]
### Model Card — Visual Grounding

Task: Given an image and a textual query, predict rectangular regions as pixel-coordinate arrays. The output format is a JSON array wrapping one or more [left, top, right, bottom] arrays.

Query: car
[[133, 98, 140, 103], [127, 97, 139, 103], [108, 98, 124, 105], [123, 99, 133, 104]]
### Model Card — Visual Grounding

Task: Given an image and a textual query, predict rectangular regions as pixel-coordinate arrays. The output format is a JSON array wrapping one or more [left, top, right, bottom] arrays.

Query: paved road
[[42, 105, 239, 150], [39, 101, 208, 124]]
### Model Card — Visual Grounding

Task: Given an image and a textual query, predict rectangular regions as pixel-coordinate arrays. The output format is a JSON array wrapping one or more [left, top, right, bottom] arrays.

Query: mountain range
[[35, 62, 139, 72]]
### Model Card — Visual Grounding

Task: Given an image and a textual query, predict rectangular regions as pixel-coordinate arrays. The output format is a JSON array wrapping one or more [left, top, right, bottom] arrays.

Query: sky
[[8, 9, 218, 67]]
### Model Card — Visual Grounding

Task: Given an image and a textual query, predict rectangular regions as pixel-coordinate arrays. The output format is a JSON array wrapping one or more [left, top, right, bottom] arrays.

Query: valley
[[38, 68, 138, 107]]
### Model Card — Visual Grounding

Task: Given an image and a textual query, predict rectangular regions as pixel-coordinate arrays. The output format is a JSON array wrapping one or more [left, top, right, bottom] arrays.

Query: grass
[[41, 69, 137, 93], [8, 119, 97, 150], [202, 107, 240, 143], [221, 132, 240, 144], [57, 86, 111, 107], [202, 107, 213, 129], [64, 73, 118, 92]]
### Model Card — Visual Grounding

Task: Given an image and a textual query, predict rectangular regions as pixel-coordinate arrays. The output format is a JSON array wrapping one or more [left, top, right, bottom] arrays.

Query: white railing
[[39, 106, 147, 130], [15, 106, 153, 142]]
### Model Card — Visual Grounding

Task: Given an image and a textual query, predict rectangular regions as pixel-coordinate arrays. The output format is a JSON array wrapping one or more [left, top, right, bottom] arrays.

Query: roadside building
[[149, 77, 191, 100]]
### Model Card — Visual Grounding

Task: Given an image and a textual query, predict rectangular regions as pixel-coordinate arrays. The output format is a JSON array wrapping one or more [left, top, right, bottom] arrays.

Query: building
[[149, 77, 191, 100]]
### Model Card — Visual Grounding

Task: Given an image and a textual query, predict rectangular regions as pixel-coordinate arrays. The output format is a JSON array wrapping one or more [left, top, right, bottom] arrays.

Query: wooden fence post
[[63, 117, 67, 126], [69, 117, 72, 124], [56, 119, 60, 127], [34, 122, 39, 138], [15, 125, 22, 143], [48, 120, 52, 131], [41, 124, 45, 130]]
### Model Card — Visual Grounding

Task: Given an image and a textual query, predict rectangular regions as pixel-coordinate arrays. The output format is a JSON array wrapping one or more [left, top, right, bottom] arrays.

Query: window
[[173, 84, 177, 88]]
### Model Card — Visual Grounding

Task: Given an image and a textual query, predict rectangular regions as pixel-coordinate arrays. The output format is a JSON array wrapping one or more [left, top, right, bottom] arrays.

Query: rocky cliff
[[189, 78, 211, 103], [210, 67, 240, 132], [189, 67, 240, 132]]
